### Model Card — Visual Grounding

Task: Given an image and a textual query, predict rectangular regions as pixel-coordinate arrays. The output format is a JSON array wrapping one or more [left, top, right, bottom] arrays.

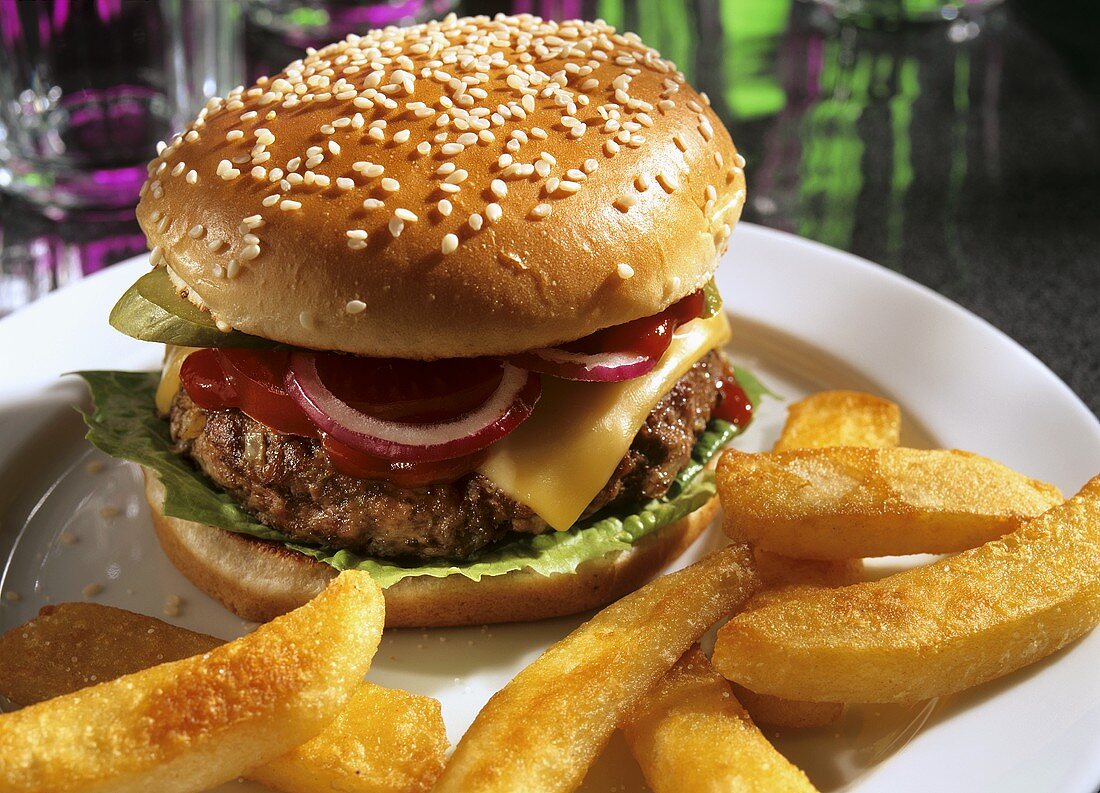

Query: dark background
[[1, 0, 1097, 416]]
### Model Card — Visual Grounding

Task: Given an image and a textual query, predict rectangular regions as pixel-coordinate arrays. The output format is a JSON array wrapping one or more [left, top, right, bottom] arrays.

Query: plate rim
[[0, 222, 1097, 793]]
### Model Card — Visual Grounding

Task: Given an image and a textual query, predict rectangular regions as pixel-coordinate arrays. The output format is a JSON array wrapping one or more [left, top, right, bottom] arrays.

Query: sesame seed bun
[[136, 14, 746, 359], [142, 467, 719, 627]]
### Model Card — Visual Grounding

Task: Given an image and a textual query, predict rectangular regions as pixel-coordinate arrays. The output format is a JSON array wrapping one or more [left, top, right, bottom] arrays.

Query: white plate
[[1, 223, 1097, 793]]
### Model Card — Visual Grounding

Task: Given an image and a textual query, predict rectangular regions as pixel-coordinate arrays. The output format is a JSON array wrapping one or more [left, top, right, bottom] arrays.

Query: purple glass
[[0, 0, 242, 210]]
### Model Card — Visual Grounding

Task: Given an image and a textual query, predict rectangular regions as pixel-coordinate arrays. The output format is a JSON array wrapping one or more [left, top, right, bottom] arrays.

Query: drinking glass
[[0, 0, 243, 210]]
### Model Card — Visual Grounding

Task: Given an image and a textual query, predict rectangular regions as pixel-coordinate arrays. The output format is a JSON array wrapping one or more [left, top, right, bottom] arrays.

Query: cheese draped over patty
[[158, 311, 730, 530]]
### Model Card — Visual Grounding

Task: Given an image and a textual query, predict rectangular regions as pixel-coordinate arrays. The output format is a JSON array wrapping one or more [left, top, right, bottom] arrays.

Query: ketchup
[[563, 290, 707, 359], [714, 376, 753, 428]]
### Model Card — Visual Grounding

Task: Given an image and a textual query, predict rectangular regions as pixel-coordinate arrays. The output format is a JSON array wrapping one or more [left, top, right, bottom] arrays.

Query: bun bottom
[[142, 468, 718, 628]]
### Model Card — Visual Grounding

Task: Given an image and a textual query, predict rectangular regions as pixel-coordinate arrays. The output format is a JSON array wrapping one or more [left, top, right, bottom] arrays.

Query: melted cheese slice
[[156, 345, 199, 414], [478, 312, 731, 530]]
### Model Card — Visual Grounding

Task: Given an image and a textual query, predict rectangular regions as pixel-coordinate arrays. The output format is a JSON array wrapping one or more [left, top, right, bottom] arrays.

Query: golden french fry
[[719, 447, 1062, 559], [713, 476, 1100, 704], [0, 601, 447, 793], [0, 602, 221, 706], [623, 646, 818, 792], [735, 552, 856, 730], [434, 544, 760, 793], [773, 390, 900, 452], [724, 390, 895, 729], [726, 684, 841, 732], [251, 683, 447, 793], [752, 549, 862, 590], [0, 571, 385, 793]]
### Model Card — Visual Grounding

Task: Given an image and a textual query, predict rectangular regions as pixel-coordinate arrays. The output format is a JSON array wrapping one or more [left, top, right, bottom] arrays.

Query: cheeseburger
[[85, 14, 750, 627]]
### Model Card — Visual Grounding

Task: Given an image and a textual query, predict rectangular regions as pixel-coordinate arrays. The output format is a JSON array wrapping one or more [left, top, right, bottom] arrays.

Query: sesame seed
[[328, 140, 341, 155], [346, 229, 368, 241], [380, 177, 400, 192], [614, 195, 637, 212], [240, 244, 261, 261], [185, 169, 198, 184], [584, 158, 599, 174], [187, 224, 205, 239], [445, 169, 469, 184], [261, 194, 280, 207], [336, 176, 354, 190], [437, 199, 453, 216], [530, 203, 552, 219], [362, 198, 385, 209], [394, 129, 411, 143], [485, 202, 502, 223], [441, 233, 459, 254], [617, 263, 635, 279], [395, 207, 418, 222], [226, 130, 244, 141], [734, 152, 747, 167], [416, 141, 432, 155], [656, 172, 680, 192], [559, 180, 581, 193], [469, 213, 483, 230], [299, 311, 314, 330], [491, 179, 507, 198], [280, 199, 302, 210], [636, 174, 652, 191], [545, 177, 560, 194], [346, 300, 367, 314], [206, 238, 225, 252], [388, 217, 404, 237], [441, 142, 464, 156], [714, 151, 724, 167]]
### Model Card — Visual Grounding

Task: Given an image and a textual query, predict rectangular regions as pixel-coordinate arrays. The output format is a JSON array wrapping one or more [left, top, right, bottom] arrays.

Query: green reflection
[[798, 37, 869, 249], [719, 0, 789, 119], [888, 57, 918, 265]]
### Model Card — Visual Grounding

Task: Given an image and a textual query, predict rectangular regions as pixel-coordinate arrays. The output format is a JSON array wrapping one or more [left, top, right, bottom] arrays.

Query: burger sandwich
[[82, 14, 756, 627]]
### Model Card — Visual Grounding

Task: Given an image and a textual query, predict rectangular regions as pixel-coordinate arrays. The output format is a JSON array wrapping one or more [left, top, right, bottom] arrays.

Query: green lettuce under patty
[[77, 367, 768, 588]]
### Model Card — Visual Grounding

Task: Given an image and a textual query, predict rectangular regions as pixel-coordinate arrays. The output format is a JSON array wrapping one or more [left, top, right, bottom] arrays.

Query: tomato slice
[[215, 349, 319, 438], [322, 435, 487, 487], [179, 349, 504, 485]]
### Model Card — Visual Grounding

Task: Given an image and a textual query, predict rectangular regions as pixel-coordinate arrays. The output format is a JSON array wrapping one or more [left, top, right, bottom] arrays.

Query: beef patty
[[169, 349, 733, 562]]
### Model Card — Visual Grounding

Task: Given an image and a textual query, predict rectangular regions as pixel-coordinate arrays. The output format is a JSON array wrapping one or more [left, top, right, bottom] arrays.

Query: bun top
[[137, 14, 746, 358]]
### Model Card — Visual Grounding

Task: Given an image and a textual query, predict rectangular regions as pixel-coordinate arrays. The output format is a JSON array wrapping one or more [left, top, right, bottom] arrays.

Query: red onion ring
[[286, 354, 541, 463], [509, 347, 659, 382]]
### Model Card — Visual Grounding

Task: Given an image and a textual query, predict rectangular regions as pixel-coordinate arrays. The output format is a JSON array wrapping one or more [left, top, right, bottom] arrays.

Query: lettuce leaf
[[77, 369, 761, 588]]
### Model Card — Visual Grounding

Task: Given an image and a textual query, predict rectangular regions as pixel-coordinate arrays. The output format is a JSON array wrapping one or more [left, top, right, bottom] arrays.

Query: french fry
[[712, 476, 1100, 703], [623, 646, 818, 792], [0, 602, 221, 705], [250, 684, 447, 793], [0, 601, 447, 793], [434, 544, 760, 793], [752, 549, 862, 590], [719, 447, 1062, 559], [773, 390, 900, 452], [0, 571, 385, 793], [725, 390, 896, 729]]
